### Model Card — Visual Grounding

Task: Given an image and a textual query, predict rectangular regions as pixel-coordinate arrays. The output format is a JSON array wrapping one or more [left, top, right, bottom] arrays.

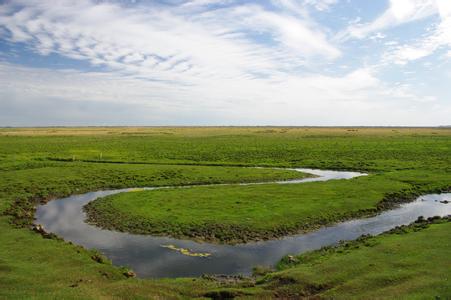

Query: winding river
[[35, 168, 451, 278]]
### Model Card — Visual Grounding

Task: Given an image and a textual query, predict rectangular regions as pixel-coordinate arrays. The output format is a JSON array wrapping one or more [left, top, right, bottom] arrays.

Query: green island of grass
[[0, 127, 450, 298], [84, 173, 446, 243]]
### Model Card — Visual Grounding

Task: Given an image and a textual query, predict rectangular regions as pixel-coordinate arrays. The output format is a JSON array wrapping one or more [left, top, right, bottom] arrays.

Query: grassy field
[[0, 127, 450, 298], [1, 127, 450, 171], [251, 216, 451, 299], [84, 175, 413, 243]]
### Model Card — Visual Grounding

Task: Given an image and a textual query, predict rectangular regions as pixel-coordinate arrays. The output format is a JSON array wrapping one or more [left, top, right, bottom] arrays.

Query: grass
[[251, 216, 451, 299], [0, 162, 306, 225], [85, 173, 440, 243], [0, 127, 450, 298], [1, 127, 450, 171], [84, 169, 451, 243]]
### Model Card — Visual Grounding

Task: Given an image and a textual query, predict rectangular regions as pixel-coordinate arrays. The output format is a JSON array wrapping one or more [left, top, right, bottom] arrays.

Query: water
[[35, 169, 450, 278]]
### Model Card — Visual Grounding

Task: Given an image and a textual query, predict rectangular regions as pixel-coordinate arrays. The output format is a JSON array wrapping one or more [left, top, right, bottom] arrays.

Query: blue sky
[[0, 0, 450, 126]]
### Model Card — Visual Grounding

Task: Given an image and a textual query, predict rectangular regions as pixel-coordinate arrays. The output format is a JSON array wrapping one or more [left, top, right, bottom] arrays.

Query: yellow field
[[1, 126, 450, 136]]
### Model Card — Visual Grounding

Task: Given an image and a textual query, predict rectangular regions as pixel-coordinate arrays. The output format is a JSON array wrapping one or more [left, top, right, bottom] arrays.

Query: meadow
[[84, 175, 414, 243], [0, 127, 450, 299]]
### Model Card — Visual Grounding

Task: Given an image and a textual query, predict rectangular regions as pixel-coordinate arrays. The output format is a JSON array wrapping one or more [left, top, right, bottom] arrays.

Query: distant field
[[0, 127, 450, 298], [1, 127, 450, 171], [2, 126, 448, 136]]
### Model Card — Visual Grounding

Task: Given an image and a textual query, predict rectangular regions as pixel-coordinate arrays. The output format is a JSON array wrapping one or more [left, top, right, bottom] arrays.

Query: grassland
[[252, 216, 451, 299], [0, 127, 450, 298], [83, 174, 420, 243]]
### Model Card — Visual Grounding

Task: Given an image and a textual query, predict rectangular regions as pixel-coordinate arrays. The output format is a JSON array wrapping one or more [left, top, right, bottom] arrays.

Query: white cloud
[[303, 0, 338, 11], [344, 0, 437, 39], [0, 0, 340, 86], [0, 0, 449, 126], [222, 5, 341, 60], [437, 0, 451, 18], [274, 0, 338, 13], [182, 0, 234, 8], [1, 61, 447, 126], [382, 0, 451, 65]]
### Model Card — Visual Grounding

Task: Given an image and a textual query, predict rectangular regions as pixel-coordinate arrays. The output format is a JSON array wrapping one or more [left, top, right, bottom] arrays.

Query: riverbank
[[241, 216, 451, 299], [82, 170, 450, 244], [83, 169, 368, 243], [37, 188, 451, 278]]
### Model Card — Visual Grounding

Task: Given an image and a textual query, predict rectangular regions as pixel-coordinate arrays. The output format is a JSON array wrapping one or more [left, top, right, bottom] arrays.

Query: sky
[[0, 0, 450, 126]]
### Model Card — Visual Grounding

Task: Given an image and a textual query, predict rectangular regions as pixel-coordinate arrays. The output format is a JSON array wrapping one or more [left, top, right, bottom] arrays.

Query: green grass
[[0, 162, 306, 225], [0, 127, 450, 298], [84, 168, 451, 243], [1, 127, 450, 171], [84, 174, 416, 243], [0, 216, 224, 299], [250, 217, 451, 299]]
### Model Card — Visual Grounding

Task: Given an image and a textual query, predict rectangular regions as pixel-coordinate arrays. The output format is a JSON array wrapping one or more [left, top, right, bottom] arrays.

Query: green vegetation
[[83, 174, 414, 243], [1, 162, 306, 226], [1, 127, 450, 171], [251, 216, 451, 299], [0, 127, 450, 298]]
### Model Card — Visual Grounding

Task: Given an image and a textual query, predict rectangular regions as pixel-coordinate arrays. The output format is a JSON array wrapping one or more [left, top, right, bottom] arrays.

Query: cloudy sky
[[0, 0, 450, 126]]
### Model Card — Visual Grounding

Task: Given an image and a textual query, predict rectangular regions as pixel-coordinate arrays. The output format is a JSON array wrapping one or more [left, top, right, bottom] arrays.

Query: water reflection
[[35, 169, 450, 278]]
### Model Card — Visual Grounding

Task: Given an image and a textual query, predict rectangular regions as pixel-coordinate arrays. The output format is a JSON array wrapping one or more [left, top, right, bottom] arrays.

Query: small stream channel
[[35, 169, 450, 278]]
